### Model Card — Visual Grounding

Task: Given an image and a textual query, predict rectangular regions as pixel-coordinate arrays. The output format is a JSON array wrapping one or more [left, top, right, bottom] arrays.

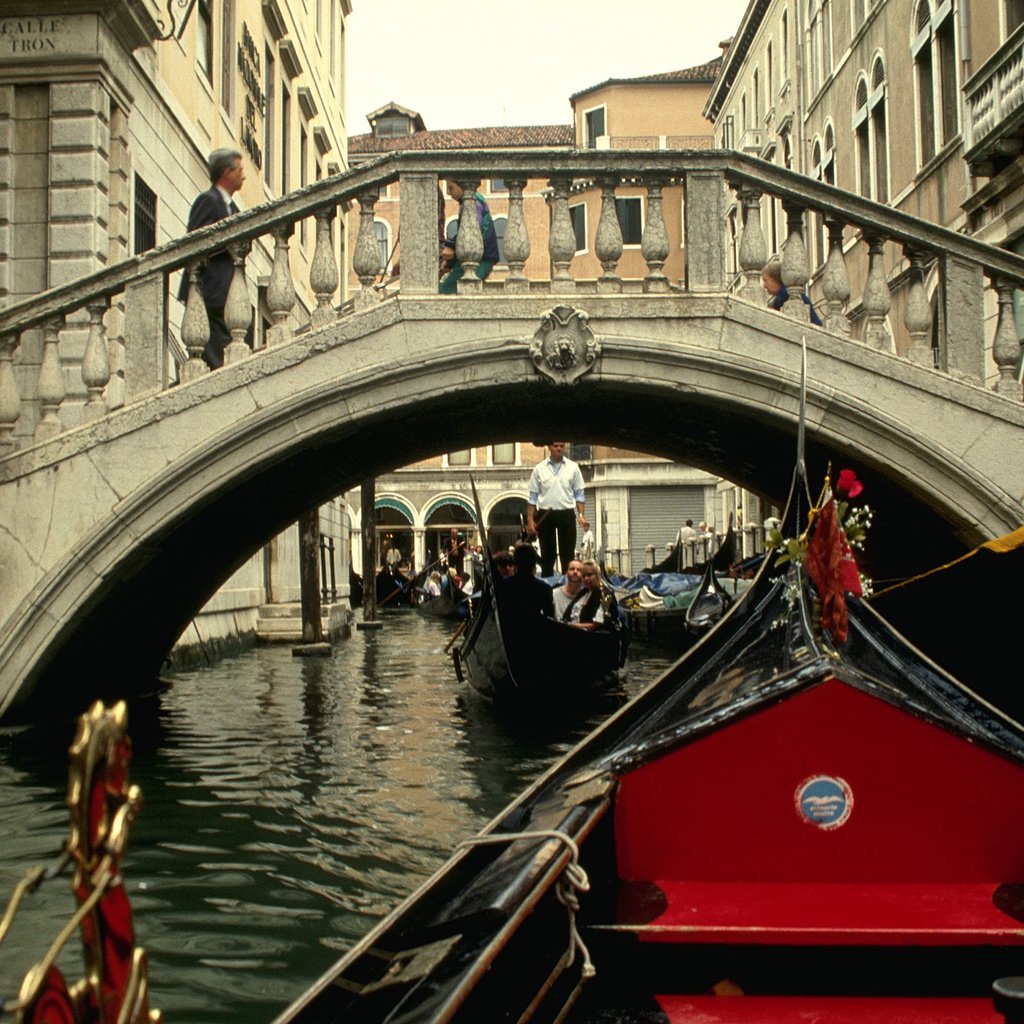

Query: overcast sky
[[345, 0, 751, 134]]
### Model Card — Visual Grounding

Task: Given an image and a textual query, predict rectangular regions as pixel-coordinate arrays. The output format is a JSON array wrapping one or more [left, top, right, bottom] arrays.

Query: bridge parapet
[[1, 149, 1022, 455]]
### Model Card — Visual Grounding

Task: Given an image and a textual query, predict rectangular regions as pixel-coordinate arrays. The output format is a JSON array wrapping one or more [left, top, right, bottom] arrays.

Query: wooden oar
[[444, 621, 467, 653]]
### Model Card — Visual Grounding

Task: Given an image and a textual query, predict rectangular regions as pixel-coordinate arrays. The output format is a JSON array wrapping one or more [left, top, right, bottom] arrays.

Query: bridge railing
[[1, 148, 1023, 453]]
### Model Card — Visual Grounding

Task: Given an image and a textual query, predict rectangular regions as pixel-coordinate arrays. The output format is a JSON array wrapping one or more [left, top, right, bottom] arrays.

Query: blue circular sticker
[[795, 775, 853, 830]]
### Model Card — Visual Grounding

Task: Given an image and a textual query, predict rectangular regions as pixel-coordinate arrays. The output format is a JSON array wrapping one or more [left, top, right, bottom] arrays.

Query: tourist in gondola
[[568, 560, 619, 631], [552, 559, 586, 621], [498, 543, 554, 621]]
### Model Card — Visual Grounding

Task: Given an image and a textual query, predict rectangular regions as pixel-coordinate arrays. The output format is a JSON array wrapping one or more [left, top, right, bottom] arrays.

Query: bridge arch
[[1, 294, 1021, 719]]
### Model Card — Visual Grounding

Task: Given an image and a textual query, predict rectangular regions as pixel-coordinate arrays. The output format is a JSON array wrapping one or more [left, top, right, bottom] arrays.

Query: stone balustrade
[[1, 148, 1023, 455], [964, 23, 1024, 175]]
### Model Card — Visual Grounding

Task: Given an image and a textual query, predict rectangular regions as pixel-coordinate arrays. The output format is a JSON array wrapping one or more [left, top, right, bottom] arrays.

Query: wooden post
[[298, 508, 323, 644], [361, 478, 378, 622]]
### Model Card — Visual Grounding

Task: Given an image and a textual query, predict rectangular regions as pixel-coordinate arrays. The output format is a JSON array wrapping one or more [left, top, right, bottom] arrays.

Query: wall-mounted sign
[[238, 22, 263, 170], [1, 17, 66, 54]]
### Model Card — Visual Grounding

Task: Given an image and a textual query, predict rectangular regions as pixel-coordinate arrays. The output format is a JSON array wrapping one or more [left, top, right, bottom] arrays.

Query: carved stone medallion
[[529, 306, 600, 385]]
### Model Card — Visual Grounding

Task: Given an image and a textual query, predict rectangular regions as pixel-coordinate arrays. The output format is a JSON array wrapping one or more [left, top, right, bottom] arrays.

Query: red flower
[[836, 468, 863, 500], [805, 498, 863, 645]]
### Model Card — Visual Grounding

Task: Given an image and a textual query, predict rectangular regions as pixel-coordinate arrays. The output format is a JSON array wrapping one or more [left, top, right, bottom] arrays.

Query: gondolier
[[526, 442, 589, 577]]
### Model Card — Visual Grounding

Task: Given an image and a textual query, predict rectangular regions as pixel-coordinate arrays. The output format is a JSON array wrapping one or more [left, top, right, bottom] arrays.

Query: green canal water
[[0, 613, 678, 1023]]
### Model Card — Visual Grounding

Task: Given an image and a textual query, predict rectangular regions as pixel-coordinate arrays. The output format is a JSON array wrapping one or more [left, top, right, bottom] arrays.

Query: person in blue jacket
[[439, 178, 499, 293], [761, 258, 822, 326]]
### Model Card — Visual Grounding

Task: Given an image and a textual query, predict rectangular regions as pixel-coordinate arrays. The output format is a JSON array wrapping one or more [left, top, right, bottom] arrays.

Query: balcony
[[964, 24, 1024, 176], [738, 127, 765, 155]]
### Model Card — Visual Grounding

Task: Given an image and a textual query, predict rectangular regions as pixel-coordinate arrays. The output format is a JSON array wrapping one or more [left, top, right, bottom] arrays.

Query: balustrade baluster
[[454, 178, 483, 294], [503, 178, 531, 293], [311, 207, 340, 326], [81, 299, 110, 421], [548, 179, 576, 294], [904, 248, 933, 365], [781, 202, 811, 323], [737, 189, 768, 303], [642, 179, 670, 293], [595, 178, 623, 293], [991, 279, 1024, 399], [352, 192, 380, 310], [181, 263, 211, 382], [822, 221, 851, 336], [223, 241, 252, 365], [267, 224, 297, 345], [0, 334, 20, 452], [863, 235, 893, 350], [35, 318, 65, 442]]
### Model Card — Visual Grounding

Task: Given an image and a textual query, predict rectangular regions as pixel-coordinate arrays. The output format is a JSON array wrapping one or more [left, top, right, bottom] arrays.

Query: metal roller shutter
[[627, 486, 706, 573]]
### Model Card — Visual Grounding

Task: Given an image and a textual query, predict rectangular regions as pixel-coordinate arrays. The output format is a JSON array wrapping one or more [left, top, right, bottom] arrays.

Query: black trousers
[[203, 307, 254, 370], [537, 508, 576, 576]]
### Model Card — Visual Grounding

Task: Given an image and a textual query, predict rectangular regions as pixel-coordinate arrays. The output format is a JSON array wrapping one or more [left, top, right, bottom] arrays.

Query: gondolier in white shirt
[[526, 442, 589, 577]]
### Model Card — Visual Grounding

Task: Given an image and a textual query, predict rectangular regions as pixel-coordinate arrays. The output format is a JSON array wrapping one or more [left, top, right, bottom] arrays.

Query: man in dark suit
[[178, 148, 250, 369]]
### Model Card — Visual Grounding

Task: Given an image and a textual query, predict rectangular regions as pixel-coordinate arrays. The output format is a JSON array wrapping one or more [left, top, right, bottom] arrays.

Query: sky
[[345, 0, 751, 134]]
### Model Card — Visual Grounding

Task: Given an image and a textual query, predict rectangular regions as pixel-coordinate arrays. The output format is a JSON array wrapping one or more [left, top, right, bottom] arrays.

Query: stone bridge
[[1, 149, 1023, 720]]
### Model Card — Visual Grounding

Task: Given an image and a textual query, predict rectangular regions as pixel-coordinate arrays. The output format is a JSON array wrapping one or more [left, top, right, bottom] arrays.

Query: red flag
[[805, 497, 862, 644]]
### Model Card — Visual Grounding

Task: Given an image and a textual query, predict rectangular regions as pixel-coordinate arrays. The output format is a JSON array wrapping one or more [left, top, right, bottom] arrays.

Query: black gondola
[[451, 481, 629, 707], [415, 577, 471, 620]]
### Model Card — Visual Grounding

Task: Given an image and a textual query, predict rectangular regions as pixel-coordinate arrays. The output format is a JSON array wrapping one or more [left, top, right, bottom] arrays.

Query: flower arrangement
[[765, 467, 873, 643]]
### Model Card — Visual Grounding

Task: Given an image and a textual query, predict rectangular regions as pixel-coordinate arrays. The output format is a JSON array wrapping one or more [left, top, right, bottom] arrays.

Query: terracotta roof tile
[[570, 57, 723, 101], [349, 123, 574, 155]]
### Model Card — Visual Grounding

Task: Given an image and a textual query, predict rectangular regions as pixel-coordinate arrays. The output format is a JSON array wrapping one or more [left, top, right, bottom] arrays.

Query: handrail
[[4, 148, 1024, 340]]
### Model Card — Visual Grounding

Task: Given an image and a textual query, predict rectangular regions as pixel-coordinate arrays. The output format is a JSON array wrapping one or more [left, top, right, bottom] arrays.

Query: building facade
[[0, 0, 353, 654], [705, 0, 1024, 386]]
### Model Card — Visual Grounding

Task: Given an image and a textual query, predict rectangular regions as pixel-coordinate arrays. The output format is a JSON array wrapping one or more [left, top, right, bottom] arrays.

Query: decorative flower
[[765, 465, 874, 643], [836, 468, 863, 500]]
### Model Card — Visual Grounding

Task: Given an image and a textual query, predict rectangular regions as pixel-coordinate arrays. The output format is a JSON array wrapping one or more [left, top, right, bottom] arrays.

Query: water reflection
[[0, 614, 676, 1023]]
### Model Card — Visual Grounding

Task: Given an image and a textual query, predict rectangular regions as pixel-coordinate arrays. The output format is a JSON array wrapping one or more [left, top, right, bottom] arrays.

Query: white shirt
[[528, 456, 585, 511]]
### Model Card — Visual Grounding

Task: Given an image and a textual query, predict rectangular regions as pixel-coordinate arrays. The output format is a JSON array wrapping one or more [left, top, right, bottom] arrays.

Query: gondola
[[451, 481, 629, 707], [348, 564, 416, 609], [274, 448, 1024, 1023], [649, 516, 736, 575], [414, 576, 472, 620]]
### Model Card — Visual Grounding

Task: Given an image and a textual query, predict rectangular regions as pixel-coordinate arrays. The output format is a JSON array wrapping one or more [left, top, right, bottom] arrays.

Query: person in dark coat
[[178, 148, 250, 369], [499, 543, 555, 622], [761, 258, 822, 326]]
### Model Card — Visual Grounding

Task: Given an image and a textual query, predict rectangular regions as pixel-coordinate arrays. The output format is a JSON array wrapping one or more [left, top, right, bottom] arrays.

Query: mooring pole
[[295, 506, 329, 655], [360, 477, 380, 626]]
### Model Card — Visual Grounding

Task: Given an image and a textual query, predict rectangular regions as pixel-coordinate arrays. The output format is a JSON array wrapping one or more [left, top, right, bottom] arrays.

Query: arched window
[[854, 63, 888, 202], [871, 57, 889, 203], [913, 0, 958, 167], [807, 0, 820, 95], [753, 67, 760, 126], [811, 124, 836, 270]]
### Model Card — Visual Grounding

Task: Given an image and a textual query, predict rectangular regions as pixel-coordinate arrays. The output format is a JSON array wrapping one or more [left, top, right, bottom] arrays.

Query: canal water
[[0, 612, 679, 1023]]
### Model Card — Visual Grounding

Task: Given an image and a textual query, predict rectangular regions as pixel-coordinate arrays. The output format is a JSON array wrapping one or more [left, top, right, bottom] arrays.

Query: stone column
[[548, 178, 576, 294], [904, 248, 933, 365], [81, 299, 110, 421], [0, 335, 20, 453], [352, 192, 380, 309], [399, 172, 444, 295], [267, 224, 297, 345], [503, 179, 531, 293], [642, 179, 671, 293], [991, 279, 1024, 399], [683, 170, 726, 293], [34, 318, 65, 442], [780, 203, 811, 323], [821, 220, 851, 336], [595, 178, 623, 293], [181, 263, 211, 382], [862, 235, 892, 350], [454, 178, 483, 293], [223, 241, 252, 365], [737, 189, 768, 303], [311, 207, 340, 326]]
